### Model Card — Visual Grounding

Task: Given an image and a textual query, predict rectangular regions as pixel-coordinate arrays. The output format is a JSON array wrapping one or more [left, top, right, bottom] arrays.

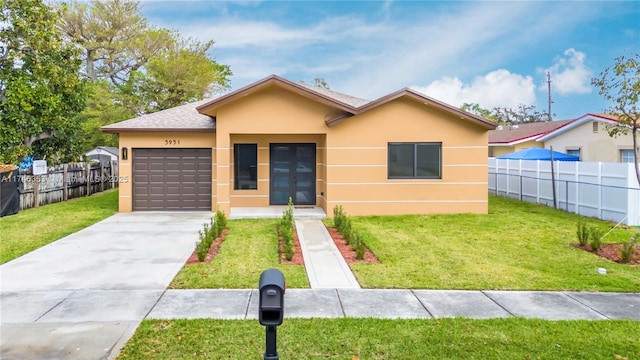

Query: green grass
[[0, 189, 118, 264], [118, 318, 640, 359], [331, 196, 640, 292], [170, 219, 309, 288]]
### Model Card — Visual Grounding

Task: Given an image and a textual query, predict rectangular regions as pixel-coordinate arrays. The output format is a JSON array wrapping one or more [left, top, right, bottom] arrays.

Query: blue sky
[[141, 1, 640, 120]]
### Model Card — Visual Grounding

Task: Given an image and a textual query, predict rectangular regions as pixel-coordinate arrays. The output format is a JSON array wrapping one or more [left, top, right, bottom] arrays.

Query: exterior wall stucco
[[116, 86, 491, 216], [543, 121, 635, 162], [117, 132, 216, 212], [214, 86, 335, 214], [323, 97, 489, 215]]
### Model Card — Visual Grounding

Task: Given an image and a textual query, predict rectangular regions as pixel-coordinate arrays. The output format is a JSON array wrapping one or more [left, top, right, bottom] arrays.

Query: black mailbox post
[[259, 269, 285, 360]]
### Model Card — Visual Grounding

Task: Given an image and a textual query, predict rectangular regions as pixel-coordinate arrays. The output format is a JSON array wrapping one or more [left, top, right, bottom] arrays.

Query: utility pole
[[546, 72, 553, 121]]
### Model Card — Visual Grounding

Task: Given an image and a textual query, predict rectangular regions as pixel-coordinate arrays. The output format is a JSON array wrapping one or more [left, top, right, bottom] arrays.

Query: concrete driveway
[[0, 212, 212, 360]]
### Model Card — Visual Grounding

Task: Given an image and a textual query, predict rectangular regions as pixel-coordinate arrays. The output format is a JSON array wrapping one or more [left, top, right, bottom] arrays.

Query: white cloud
[[143, 1, 606, 100], [412, 69, 536, 109], [539, 48, 592, 95]]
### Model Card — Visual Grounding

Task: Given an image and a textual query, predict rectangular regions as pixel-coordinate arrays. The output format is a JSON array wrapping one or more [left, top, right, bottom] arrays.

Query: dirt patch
[[277, 226, 379, 265], [279, 227, 305, 265], [186, 229, 229, 265], [185, 223, 378, 267], [327, 227, 380, 264], [573, 243, 639, 265]]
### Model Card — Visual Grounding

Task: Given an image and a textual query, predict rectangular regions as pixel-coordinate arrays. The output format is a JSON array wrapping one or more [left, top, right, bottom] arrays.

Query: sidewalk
[[148, 288, 640, 320]]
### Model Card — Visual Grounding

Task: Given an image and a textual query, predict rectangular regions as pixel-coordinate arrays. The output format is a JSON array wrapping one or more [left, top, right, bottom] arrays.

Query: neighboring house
[[102, 75, 496, 215], [537, 113, 636, 163], [488, 120, 573, 157], [85, 146, 119, 164]]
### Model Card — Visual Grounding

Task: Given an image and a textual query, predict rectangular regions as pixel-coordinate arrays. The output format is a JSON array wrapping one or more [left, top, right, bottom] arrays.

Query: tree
[[490, 104, 550, 125], [58, 0, 172, 84], [127, 36, 232, 112], [301, 77, 330, 89], [461, 103, 495, 121], [80, 80, 133, 149], [591, 52, 640, 185], [0, 0, 87, 164], [58, 0, 232, 150], [460, 103, 548, 125]]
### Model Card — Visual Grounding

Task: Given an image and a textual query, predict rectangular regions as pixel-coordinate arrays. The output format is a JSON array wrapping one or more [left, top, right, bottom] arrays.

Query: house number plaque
[[164, 139, 181, 145]]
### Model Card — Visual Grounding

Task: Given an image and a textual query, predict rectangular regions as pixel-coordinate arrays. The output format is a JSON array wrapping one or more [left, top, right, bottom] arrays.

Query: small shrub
[[576, 220, 589, 246], [620, 234, 638, 263], [195, 229, 209, 262], [213, 209, 227, 238], [589, 227, 603, 251], [278, 197, 295, 261], [333, 205, 345, 229], [351, 230, 366, 260], [331, 205, 370, 260]]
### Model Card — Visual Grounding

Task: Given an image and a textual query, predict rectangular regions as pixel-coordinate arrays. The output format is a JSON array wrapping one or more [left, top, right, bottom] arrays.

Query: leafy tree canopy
[[461, 103, 550, 126], [0, 0, 87, 164], [58, 0, 232, 150], [592, 52, 640, 185]]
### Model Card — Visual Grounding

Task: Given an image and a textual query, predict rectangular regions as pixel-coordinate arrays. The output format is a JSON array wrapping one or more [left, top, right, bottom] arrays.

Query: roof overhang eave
[[197, 75, 358, 116], [101, 127, 216, 134], [355, 88, 497, 130]]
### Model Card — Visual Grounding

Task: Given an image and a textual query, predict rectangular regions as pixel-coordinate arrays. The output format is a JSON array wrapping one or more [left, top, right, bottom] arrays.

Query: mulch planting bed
[[573, 243, 639, 265], [185, 229, 229, 265]]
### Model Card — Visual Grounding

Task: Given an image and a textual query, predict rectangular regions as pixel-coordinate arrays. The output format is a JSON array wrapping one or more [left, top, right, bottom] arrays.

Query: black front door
[[270, 144, 316, 205]]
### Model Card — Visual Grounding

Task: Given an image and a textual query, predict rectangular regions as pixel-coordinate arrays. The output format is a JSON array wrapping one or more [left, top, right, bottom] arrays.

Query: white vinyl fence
[[488, 158, 640, 226]]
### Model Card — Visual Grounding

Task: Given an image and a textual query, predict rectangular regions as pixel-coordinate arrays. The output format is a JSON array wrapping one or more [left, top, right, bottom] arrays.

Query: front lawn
[[170, 219, 309, 288], [343, 196, 639, 291], [117, 318, 640, 359], [172, 196, 638, 291], [0, 189, 118, 264]]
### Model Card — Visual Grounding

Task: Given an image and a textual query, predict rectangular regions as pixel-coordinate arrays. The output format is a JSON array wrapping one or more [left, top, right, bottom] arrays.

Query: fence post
[[85, 162, 91, 196], [33, 174, 39, 208], [565, 181, 569, 212], [598, 162, 602, 218], [63, 164, 68, 201], [99, 164, 104, 193], [519, 175, 523, 201], [110, 161, 116, 189]]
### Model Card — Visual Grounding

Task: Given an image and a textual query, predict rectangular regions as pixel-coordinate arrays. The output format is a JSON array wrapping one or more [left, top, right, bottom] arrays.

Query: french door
[[269, 144, 316, 205]]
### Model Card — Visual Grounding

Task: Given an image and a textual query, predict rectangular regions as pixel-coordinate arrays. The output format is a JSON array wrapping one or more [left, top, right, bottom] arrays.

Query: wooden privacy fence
[[18, 161, 119, 210]]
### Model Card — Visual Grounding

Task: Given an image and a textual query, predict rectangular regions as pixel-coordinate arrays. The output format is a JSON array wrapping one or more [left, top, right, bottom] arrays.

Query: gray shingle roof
[[296, 82, 370, 108], [101, 98, 216, 132], [98, 146, 119, 156]]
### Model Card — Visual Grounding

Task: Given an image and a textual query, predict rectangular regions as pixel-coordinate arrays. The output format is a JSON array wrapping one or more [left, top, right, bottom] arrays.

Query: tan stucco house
[[102, 75, 496, 216], [537, 113, 637, 163]]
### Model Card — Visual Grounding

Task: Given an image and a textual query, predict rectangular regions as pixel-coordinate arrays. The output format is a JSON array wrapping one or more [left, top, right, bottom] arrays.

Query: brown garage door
[[133, 148, 212, 211]]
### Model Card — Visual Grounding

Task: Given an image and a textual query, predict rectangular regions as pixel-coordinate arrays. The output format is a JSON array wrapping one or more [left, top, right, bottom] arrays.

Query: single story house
[[488, 120, 572, 157], [537, 113, 637, 163], [85, 146, 119, 164], [102, 75, 497, 216]]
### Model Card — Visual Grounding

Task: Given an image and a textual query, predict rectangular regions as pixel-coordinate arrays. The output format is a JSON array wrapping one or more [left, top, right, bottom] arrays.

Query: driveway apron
[[0, 212, 212, 360]]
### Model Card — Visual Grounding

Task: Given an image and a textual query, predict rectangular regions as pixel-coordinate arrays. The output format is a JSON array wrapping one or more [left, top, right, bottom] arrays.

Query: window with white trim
[[388, 142, 442, 179], [566, 149, 581, 160], [621, 149, 635, 163]]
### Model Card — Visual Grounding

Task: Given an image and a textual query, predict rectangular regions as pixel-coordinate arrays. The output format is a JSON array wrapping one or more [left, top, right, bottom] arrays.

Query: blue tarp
[[497, 148, 580, 161]]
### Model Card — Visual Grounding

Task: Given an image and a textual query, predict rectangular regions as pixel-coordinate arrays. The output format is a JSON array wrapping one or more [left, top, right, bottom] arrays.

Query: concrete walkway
[[230, 207, 360, 288], [296, 220, 360, 289]]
